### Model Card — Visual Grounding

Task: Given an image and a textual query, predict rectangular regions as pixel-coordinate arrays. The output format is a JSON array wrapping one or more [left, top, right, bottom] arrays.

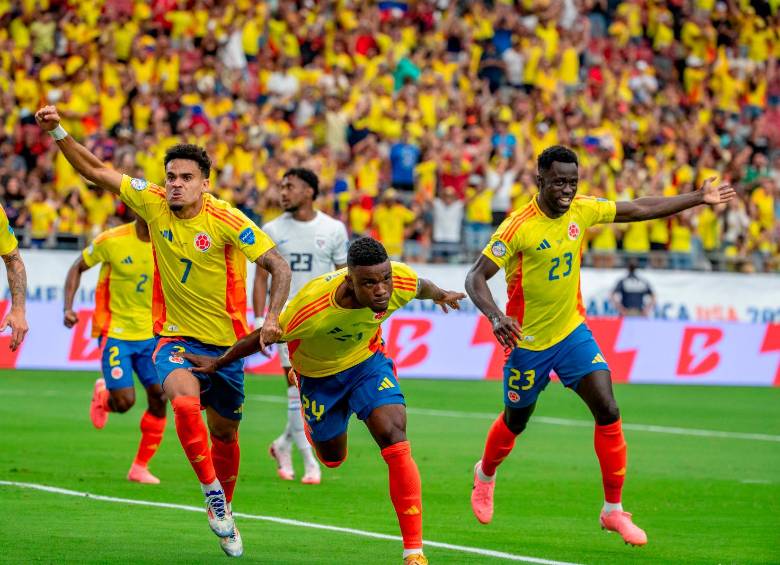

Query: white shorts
[[278, 342, 291, 368]]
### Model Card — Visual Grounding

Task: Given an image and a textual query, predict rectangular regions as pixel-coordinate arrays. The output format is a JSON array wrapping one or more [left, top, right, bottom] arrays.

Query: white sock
[[201, 479, 222, 495], [603, 501, 623, 513], [288, 391, 318, 469], [476, 462, 495, 483], [402, 548, 423, 558], [276, 385, 300, 447]]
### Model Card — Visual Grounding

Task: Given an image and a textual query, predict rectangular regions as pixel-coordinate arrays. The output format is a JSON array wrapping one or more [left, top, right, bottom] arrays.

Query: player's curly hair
[[347, 237, 389, 267], [538, 145, 578, 172], [164, 144, 211, 178], [284, 167, 319, 198]]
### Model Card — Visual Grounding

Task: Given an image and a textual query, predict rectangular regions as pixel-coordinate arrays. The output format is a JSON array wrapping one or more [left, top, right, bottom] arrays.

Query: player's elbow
[[464, 269, 484, 301]]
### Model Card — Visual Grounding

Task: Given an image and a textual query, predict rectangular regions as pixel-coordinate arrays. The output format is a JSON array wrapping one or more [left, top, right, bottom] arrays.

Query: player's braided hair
[[347, 237, 389, 268], [164, 144, 211, 178], [538, 145, 578, 172], [284, 167, 319, 199]]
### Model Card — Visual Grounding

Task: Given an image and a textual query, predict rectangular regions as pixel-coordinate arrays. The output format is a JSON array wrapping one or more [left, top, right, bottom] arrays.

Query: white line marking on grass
[[0, 480, 582, 565], [247, 395, 780, 443]]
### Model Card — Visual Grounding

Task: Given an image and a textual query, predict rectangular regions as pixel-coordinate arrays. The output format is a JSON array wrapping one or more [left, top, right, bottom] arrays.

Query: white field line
[[0, 480, 583, 565], [248, 394, 780, 443]]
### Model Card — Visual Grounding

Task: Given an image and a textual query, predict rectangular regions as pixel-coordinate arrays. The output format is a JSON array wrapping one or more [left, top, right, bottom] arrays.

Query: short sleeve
[[82, 234, 110, 267], [576, 196, 616, 227], [481, 214, 523, 270], [0, 206, 18, 256], [119, 174, 167, 221], [331, 222, 349, 266], [225, 208, 275, 262], [391, 262, 419, 307]]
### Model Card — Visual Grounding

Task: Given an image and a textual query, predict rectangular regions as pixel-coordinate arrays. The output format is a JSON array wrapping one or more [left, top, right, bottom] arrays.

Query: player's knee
[[595, 401, 620, 426], [504, 405, 533, 434], [112, 394, 135, 413], [209, 427, 238, 443]]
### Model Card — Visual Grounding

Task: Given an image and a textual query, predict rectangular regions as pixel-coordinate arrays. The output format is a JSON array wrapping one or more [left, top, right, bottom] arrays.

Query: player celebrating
[[0, 205, 28, 351], [63, 216, 166, 485], [254, 167, 348, 486], [36, 105, 291, 558], [465, 145, 736, 546], [184, 237, 465, 565]]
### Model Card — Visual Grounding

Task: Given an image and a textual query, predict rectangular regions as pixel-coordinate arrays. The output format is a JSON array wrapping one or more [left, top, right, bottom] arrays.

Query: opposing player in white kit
[[253, 168, 348, 485]]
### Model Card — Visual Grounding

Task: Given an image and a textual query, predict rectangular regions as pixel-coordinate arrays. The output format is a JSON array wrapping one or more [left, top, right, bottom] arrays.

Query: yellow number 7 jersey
[[483, 195, 616, 351], [119, 175, 275, 346]]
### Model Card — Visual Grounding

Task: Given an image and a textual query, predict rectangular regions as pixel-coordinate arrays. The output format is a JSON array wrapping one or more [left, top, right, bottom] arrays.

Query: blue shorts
[[153, 337, 245, 421], [504, 323, 609, 408], [100, 337, 159, 391], [297, 351, 405, 443]]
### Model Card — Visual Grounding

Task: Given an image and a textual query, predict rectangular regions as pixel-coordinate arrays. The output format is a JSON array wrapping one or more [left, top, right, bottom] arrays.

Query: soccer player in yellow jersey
[[184, 238, 465, 565], [0, 205, 29, 351], [465, 146, 736, 547], [36, 105, 292, 559], [63, 216, 166, 485]]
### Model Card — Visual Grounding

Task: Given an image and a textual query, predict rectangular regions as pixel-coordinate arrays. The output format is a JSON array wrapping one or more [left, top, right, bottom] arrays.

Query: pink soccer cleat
[[470, 460, 495, 524], [127, 463, 160, 484], [269, 440, 294, 481], [600, 510, 648, 546], [90, 378, 109, 429], [301, 465, 321, 485]]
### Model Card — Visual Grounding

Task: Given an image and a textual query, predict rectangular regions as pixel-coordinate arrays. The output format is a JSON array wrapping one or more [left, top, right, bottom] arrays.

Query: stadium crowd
[[0, 0, 778, 272]]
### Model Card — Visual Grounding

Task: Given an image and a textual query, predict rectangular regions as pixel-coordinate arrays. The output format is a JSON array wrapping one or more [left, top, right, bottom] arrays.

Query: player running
[[465, 145, 736, 546], [0, 205, 28, 351], [36, 105, 291, 558], [184, 237, 465, 565], [63, 216, 166, 485], [254, 167, 348, 485]]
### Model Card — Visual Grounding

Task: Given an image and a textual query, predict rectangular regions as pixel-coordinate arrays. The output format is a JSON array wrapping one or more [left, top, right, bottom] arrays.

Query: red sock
[[211, 434, 240, 503], [381, 441, 423, 550], [171, 396, 216, 485], [480, 414, 517, 477], [133, 411, 166, 467], [100, 389, 112, 412], [594, 418, 627, 504]]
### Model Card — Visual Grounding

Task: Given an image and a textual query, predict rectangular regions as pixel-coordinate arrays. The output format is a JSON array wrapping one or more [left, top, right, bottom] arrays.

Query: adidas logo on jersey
[[160, 229, 173, 242], [592, 353, 606, 364], [377, 377, 396, 391], [536, 239, 551, 251], [120, 256, 133, 265]]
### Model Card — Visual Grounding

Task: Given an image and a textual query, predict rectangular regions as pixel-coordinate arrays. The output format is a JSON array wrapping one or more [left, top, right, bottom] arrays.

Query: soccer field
[[1, 371, 778, 564]]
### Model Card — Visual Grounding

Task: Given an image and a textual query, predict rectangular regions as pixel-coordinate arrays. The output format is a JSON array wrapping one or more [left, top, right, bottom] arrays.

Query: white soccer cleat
[[301, 463, 321, 485], [204, 488, 234, 538], [219, 525, 244, 557], [269, 439, 295, 481]]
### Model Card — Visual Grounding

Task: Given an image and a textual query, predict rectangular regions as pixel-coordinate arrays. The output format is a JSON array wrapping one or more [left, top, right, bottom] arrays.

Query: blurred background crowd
[[0, 0, 778, 272]]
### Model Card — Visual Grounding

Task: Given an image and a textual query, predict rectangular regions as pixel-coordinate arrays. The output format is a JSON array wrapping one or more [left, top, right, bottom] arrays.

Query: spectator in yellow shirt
[[669, 213, 695, 270], [24, 189, 57, 247], [372, 189, 416, 260], [464, 175, 495, 260]]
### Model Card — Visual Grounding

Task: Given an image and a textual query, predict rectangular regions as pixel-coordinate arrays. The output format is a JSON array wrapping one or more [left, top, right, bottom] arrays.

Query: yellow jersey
[[119, 175, 275, 346], [83, 222, 153, 341], [483, 195, 616, 351], [280, 262, 419, 377], [0, 205, 19, 255]]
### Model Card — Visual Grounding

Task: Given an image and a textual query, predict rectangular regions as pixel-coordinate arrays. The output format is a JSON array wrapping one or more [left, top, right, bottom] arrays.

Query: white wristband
[[255, 316, 265, 329], [48, 125, 68, 141]]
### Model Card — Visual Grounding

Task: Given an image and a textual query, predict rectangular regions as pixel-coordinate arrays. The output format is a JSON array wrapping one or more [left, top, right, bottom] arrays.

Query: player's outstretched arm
[[416, 278, 466, 313], [614, 177, 735, 223], [1, 249, 28, 351], [35, 106, 122, 195], [63, 256, 91, 329], [255, 247, 292, 352], [465, 255, 522, 350], [181, 329, 264, 374]]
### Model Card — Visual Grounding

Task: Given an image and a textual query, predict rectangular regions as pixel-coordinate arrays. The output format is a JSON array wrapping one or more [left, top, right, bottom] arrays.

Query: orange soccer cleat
[[470, 461, 495, 525], [403, 553, 428, 565], [90, 378, 109, 429], [127, 463, 160, 484], [600, 510, 648, 546]]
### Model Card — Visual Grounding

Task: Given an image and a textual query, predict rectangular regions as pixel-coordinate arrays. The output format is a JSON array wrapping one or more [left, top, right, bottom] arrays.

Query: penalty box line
[[0, 480, 584, 565], [247, 395, 780, 443]]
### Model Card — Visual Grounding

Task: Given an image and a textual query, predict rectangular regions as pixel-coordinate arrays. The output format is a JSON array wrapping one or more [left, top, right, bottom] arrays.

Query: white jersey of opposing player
[[263, 211, 349, 296]]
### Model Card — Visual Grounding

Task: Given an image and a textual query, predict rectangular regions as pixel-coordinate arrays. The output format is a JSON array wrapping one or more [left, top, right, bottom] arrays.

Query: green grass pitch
[[1, 370, 778, 564]]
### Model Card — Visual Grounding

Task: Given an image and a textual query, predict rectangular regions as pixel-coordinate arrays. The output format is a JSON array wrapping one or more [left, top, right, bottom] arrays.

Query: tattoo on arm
[[3, 251, 27, 310]]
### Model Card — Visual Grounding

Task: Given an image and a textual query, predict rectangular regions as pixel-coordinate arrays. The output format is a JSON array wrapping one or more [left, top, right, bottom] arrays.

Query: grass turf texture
[[1, 371, 778, 564]]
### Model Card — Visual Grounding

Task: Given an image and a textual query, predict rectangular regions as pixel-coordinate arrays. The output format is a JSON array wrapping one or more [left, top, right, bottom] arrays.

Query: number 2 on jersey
[[180, 258, 193, 283], [136, 274, 148, 292], [548, 252, 573, 281]]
